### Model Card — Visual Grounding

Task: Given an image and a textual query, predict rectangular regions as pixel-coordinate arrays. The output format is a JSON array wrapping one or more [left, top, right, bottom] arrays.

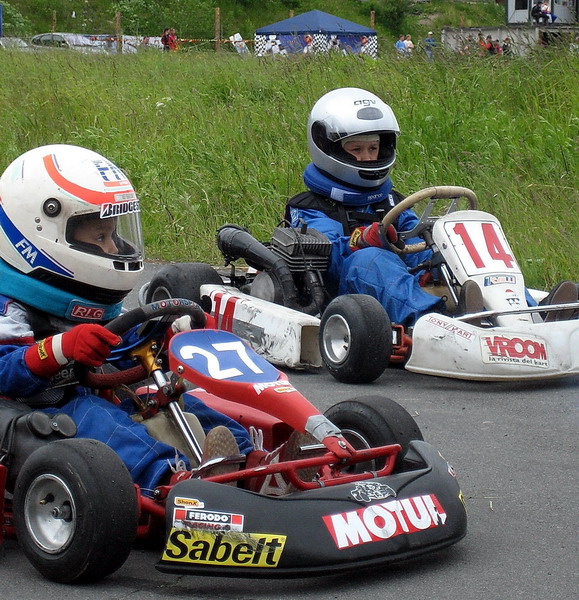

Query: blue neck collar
[[303, 163, 393, 206], [0, 259, 123, 322]]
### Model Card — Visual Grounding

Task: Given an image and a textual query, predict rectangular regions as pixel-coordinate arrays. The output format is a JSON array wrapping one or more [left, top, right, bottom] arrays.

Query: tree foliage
[[0, 1, 34, 37]]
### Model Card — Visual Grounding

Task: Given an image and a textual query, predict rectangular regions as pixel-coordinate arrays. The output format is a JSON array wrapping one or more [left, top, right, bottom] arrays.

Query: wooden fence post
[[115, 12, 122, 54], [215, 7, 221, 52], [370, 11, 375, 29]]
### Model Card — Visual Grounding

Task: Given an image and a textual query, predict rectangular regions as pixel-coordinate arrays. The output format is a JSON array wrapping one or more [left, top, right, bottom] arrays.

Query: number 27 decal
[[179, 340, 264, 380], [452, 222, 514, 269]]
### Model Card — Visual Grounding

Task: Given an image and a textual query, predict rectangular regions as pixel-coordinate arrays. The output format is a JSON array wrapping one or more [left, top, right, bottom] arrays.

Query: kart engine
[[217, 224, 331, 315], [269, 226, 332, 272]]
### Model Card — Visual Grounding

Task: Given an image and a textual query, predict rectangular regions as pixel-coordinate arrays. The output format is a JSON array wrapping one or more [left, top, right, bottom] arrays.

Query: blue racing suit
[[0, 295, 252, 492], [287, 165, 446, 328]]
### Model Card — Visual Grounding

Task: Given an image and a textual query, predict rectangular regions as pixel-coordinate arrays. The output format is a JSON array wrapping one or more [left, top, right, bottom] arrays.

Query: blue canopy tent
[[254, 10, 377, 58]]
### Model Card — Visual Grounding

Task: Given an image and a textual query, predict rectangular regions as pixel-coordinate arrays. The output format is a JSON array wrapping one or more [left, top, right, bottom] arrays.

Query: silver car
[[0, 37, 30, 50], [30, 32, 108, 54]]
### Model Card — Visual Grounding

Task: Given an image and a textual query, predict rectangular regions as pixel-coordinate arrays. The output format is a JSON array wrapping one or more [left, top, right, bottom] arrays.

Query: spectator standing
[[161, 28, 170, 51], [359, 35, 369, 55], [167, 28, 177, 51], [477, 32, 487, 56], [485, 35, 495, 55], [424, 31, 436, 61], [395, 34, 406, 58], [404, 34, 415, 56], [502, 37, 513, 55]]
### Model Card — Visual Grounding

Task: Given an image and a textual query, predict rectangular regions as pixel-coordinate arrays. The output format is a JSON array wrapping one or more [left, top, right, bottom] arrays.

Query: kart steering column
[[132, 337, 205, 466], [149, 368, 204, 465]]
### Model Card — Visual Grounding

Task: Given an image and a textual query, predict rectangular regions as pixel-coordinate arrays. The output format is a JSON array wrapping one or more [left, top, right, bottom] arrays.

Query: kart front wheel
[[145, 262, 223, 306], [320, 294, 392, 383], [13, 438, 138, 583], [324, 395, 423, 473]]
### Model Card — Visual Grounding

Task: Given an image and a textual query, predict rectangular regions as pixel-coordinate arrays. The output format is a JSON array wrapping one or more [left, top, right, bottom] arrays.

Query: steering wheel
[[381, 186, 478, 254], [75, 299, 206, 389]]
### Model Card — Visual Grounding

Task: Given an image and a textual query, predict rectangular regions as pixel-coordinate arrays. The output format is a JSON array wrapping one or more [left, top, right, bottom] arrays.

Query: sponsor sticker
[[172, 508, 244, 532], [174, 497, 204, 508], [484, 275, 516, 286], [323, 493, 446, 550], [162, 530, 286, 567], [503, 288, 521, 307], [350, 482, 397, 503], [253, 381, 296, 395], [100, 199, 140, 218], [424, 315, 475, 340], [70, 305, 105, 320], [481, 334, 548, 368]]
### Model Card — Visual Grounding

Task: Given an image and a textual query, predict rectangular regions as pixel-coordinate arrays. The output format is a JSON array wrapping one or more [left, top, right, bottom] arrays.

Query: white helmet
[[0, 144, 144, 306], [307, 87, 400, 188]]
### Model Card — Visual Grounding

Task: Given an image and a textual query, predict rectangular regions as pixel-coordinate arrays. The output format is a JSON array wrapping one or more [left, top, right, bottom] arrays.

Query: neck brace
[[303, 163, 393, 207], [0, 259, 123, 322]]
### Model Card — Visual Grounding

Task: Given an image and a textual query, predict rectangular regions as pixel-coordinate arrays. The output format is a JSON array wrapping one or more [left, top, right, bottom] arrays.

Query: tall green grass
[[0, 49, 577, 288]]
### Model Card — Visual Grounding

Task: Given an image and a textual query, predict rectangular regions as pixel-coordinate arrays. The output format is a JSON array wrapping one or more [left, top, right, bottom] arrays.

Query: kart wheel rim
[[338, 428, 378, 472], [24, 474, 77, 554], [148, 285, 172, 301], [322, 314, 351, 365]]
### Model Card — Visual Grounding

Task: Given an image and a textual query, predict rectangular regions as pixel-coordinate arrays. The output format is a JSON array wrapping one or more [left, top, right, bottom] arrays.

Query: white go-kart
[[140, 187, 578, 383]]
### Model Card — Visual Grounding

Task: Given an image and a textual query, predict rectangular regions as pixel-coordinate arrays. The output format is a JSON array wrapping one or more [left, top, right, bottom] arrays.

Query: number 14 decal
[[453, 222, 514, 269]]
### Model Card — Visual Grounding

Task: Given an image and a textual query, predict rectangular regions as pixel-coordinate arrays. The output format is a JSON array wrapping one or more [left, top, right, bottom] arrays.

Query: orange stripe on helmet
[[43, 154, 133, 206]]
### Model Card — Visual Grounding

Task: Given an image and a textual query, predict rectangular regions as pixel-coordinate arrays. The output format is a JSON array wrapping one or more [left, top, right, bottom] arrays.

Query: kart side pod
[[0, 399, 76, 492], [200, 284, 323, 369]]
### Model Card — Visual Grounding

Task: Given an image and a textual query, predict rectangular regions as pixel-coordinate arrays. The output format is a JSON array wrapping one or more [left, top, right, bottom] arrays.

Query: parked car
[[30, 32, 108, 54], [0, 37, 30, 50]]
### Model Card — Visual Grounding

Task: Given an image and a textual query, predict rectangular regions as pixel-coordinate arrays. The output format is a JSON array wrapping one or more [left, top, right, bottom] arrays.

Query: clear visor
[[331, 132, 397, 169], [66, 208, 144, 260]]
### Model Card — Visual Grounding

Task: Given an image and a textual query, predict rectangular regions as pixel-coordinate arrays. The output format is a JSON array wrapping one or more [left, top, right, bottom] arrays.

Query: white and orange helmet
[[0, 144, 144, 307]]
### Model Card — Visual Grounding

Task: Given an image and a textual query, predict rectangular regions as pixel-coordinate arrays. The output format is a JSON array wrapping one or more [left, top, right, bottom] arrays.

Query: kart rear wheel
[[13, 438, 138, 583], [145, 262, 223, 306], [320, 294, 392, 383], [324, 395, 423, 473]]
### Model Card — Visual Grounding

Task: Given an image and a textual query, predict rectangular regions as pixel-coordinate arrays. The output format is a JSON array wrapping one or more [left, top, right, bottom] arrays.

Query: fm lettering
[[15, 239, 37, 264]]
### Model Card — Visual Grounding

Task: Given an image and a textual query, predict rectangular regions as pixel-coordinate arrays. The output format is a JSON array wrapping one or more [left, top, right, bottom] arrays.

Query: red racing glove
[[348, 222, 399, 251], [25, 324, 121, 378]]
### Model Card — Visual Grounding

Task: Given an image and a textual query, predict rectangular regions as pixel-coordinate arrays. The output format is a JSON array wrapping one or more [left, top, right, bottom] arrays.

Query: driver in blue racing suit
[[0, 144, 252, 493], [286, 87, 477, 328], [287, 88, 576, 327]]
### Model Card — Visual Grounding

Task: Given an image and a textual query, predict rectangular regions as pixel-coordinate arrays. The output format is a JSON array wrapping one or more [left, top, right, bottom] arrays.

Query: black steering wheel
[[75, 298, 206, 389], [381, 186, 478, 254]]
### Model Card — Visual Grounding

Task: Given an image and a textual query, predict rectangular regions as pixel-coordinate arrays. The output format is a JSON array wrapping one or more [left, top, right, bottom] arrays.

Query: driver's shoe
[[457, 280, 484, 325], [540, 280, 578, 322], [170, 426, 243, 487], [245, 432, 323, 495]]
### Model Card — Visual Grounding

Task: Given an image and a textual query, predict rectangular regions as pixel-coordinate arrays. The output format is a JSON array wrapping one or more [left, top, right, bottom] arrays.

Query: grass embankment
[[0, 49, 577, 288]]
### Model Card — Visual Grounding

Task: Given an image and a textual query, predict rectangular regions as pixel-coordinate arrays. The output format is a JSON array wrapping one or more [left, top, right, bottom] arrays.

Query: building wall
[[441, 24, 579, 56]]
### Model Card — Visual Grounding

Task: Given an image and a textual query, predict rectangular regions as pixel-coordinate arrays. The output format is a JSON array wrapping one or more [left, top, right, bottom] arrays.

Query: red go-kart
[[0, 299, 466, 582]]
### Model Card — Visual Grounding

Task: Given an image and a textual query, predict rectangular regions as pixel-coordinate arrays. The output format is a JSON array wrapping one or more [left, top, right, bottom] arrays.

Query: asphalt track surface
[[2, 264, 577, 600]]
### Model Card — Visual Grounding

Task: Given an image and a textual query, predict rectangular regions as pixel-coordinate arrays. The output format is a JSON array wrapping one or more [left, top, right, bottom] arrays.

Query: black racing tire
[[145, 262, 223, 306], [324, 395, 423, 473], [13, 438, 138, 583], [319, 294, 392, 384]]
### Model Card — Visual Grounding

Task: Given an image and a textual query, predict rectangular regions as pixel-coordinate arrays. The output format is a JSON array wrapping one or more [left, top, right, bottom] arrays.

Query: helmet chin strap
[[0, 259, 123, 321], [303, 164, 393, 207]]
